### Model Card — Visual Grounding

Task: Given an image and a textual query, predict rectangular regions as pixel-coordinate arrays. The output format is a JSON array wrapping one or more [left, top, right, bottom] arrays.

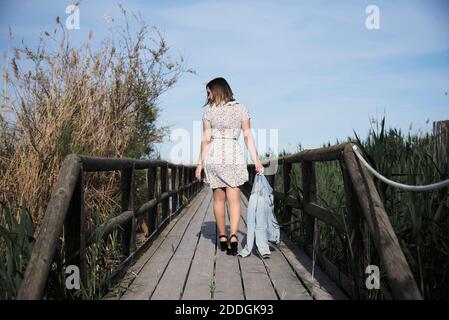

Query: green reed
[[277, 116, 448, 299]]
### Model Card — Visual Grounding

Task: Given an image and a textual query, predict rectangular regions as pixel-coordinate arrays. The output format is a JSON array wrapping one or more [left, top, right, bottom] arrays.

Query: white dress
[[202, 100, 250, 188]]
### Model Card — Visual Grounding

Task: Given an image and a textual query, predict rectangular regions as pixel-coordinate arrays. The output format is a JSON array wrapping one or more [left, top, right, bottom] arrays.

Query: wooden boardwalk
[[17, 143, 422, 300], [112, 187, 348, 300]]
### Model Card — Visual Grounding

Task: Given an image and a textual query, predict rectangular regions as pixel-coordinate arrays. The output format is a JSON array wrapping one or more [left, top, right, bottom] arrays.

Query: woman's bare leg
[[213, 187, 227, 239], [226, 186, 241, 243]]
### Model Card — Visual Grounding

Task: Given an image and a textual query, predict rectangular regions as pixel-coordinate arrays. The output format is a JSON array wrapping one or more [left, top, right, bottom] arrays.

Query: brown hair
[[203, 77, 235, 107]]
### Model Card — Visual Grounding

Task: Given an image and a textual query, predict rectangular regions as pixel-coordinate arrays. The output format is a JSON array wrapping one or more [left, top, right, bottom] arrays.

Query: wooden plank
[[122, 189, 208, 299], [306, 246, 355, 297], [237, 194, 278, 300], [240, 190, 311, 300], [182, 194, 217, 300], [304, 203, 345, 233], [150, 192, 212, 300], [105, 187, 207, 299], [213, 198, 246, 300], [120, 188, 210, 300], [239, 188, 346, 300], [262, 246, 311, 300], [119, 183, 346, 301], [278, 235, 348, 300]]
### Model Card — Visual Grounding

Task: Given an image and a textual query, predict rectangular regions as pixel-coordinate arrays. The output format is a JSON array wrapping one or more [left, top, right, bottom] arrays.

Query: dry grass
[[0, 6, 195, 234]]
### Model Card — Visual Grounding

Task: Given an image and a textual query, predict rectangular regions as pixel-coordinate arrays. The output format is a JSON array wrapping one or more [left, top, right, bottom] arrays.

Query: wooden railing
[[17, 141, 422, 300], [242, 142, 422, 300], [17, 155, 202, 300]]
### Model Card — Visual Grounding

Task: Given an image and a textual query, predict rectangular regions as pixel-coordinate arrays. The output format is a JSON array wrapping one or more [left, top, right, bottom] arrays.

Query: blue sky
[[1, 0, 448, 164]]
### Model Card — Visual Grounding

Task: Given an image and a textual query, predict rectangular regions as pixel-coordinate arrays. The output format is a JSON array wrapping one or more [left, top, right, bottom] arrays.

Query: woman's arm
[[242, 118, 264, 174], [197, 120, 212, 166], [195, 120, 212, 180]]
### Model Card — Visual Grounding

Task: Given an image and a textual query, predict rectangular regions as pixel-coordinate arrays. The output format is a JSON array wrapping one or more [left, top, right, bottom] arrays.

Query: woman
[[195, 77, 264, 256]]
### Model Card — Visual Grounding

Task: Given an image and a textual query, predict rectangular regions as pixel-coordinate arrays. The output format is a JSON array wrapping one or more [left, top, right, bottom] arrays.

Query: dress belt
[[211, 136, 237, 140]]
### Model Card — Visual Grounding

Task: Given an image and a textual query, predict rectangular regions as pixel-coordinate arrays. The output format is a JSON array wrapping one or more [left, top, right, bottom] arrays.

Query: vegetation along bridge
[[16, 142, 423, 300]]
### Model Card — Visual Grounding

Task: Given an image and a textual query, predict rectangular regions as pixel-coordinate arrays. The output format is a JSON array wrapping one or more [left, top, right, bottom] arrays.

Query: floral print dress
[[202, 100, 250, 188]]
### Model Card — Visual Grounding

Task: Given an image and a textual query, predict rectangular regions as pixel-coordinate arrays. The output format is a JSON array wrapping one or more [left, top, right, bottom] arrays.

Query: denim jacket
[[238, 174, 280, 258]]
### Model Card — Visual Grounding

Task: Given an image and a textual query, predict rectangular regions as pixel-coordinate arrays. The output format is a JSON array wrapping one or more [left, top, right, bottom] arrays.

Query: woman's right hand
[[195, 164, 203, 181], [255, 159, 264, 175]]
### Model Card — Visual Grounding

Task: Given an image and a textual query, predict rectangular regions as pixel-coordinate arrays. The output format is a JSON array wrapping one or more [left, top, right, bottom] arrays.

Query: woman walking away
[[195, 77, 264, 255]]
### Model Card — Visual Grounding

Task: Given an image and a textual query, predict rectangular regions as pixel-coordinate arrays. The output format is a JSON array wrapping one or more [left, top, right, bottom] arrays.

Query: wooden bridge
[[111, 187, 346, 300], [16, 142, 423, 300]]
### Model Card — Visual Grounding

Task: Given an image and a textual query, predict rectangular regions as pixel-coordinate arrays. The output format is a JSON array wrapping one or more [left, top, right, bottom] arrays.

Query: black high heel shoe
[[219, 235, 228, 251], [227, 234, 238, 256]]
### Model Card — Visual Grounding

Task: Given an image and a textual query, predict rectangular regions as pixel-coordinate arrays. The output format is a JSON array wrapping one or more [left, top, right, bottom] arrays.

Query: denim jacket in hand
[[238, 174, 280, 257]]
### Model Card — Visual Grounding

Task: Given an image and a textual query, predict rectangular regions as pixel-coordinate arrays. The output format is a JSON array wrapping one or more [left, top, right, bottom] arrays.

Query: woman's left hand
[[255, 159, 264, 175]]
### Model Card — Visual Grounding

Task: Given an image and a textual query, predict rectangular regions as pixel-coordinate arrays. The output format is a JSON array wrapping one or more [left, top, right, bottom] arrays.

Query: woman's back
[[202, 99, 250, 188], [202, 100, 250, 140]]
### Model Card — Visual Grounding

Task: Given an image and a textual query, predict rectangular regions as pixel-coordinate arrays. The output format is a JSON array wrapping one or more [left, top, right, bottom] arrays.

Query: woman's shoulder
[[226, 99, 239, 106], [226, 99, 247, 109], [234, 101, 250, 120]]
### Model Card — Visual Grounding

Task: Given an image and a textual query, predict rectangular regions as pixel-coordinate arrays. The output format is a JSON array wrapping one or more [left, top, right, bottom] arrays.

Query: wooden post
[[192, 167, 196, 195], [120, 166, 135, 256], [184, 167, 189, 199], [249, 166, 255, 189], [17, 155, 82, 300], [266, 173, 275, 189], [247, 167, 253, 195], [433, 120, 449, 175], [160, 163, 169, 221], [147, 166, 157, 235], [302, 161, 316, 251], [244, 166, 254, 198], [283, 162, 293, 233], [179, 165, 185, 205], [343, 143, 422, 299], [190, 167, 195, 197], [64, 169, 87, 290], [340, 160, 364, 299], [187, 168, 192, 199], [171, 166, 178, 220]]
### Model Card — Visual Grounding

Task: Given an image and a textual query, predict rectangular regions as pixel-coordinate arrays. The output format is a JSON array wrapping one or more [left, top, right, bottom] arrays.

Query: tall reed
[[0, 5, 194, 233], [276, 116, 448, 299], [0, 5, 194, 299]]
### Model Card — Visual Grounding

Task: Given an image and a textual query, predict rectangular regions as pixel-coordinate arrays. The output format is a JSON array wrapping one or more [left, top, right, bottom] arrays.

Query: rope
[[352, 145, 449, 192]]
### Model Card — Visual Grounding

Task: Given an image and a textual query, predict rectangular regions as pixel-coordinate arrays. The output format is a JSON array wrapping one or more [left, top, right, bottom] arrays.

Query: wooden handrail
[[85, 182, 198, 246], [17, 154, 200, 300], [245, 141, 422, 300]]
